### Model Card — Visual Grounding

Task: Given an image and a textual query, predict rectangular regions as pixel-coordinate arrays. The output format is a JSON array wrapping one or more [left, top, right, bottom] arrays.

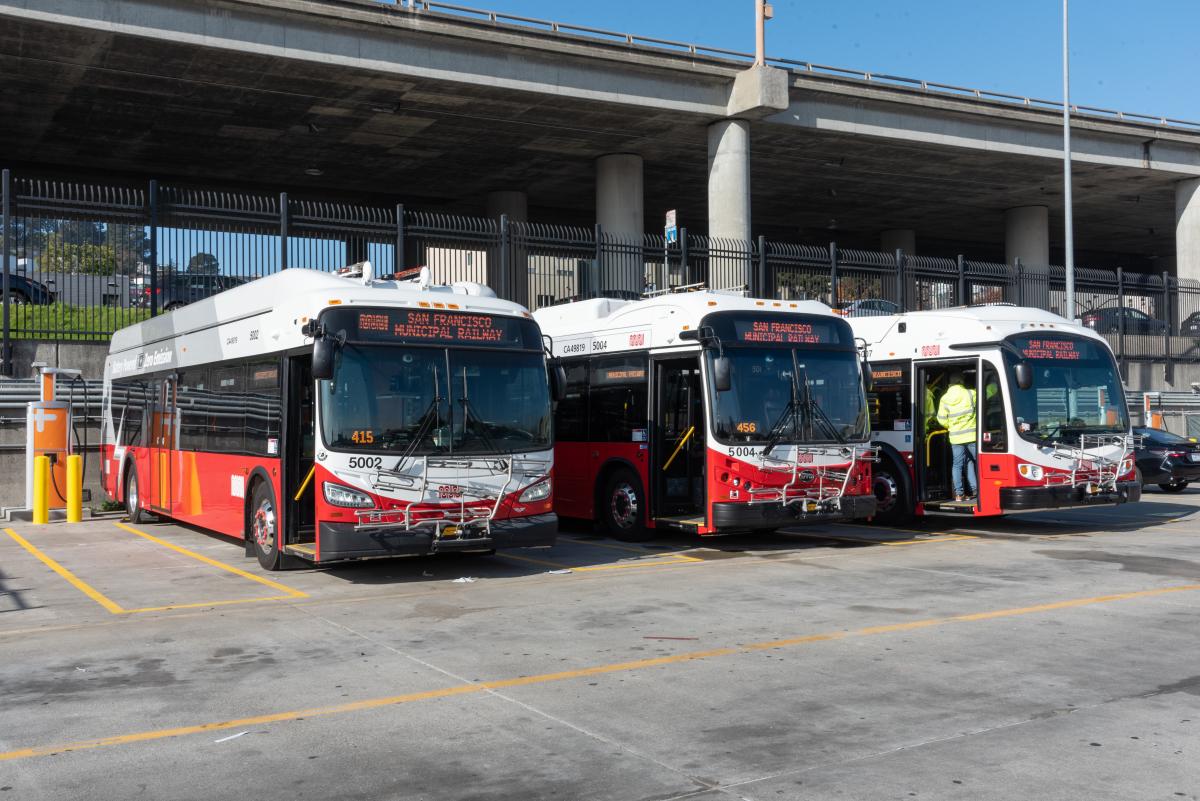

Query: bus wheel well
[[242, 471, 275, 551], [871, 442, 914, 523]]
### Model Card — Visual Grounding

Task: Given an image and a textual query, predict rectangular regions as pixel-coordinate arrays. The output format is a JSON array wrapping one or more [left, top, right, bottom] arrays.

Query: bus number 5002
[[348, 457, 382, 470]]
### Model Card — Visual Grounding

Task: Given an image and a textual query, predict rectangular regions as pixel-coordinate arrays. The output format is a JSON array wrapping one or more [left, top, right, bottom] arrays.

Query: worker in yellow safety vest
[[936, 371, 978, 501]]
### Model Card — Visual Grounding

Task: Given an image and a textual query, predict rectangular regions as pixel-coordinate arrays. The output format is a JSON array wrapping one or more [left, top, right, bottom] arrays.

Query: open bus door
[[652, 356, 706, 530], [283, 355, 317, 558], [147, 376, 176, 514], [914, 359, 978, 513]]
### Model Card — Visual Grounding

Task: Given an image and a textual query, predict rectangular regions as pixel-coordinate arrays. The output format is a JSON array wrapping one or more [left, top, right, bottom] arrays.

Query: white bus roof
[[105, 268, 533, 378], [847, 305, 1110, 359], [533, 291, 836, 354]]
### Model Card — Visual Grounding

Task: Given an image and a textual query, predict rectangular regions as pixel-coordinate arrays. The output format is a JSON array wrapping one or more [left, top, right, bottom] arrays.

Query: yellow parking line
[[560, 536, 702, 560], [4, 528, 125, 615], [497, 550, 699, 573], [4, 580, 1198, 762], [113, 522, 307, 599], [792, 530, 975, 548]]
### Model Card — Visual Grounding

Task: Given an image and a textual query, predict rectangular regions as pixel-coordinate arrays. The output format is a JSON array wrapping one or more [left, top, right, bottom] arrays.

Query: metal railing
[[366, 0, 1200, 132], [3, 169, 1199, 378]]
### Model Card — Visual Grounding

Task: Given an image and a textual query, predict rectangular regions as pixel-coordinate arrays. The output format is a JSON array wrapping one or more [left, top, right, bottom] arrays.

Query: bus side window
[[554, 361, 589, 442], [178, 369, 209, 451], [209, 365, 246, 454], [589, 355, 648, 443], [981, 361, 1006, 452], [245, 360, 282, 456], [867, 361, 911, 432]]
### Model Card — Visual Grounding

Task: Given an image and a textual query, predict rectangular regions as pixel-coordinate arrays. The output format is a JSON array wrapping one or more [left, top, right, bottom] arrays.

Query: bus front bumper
[[315, 513, 558, 562], [712, 495, 877, 530], [999, 481, 1141, 511]]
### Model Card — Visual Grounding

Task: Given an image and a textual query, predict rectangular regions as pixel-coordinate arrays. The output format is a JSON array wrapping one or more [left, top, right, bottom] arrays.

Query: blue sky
[[451, 0, 1196, 122]]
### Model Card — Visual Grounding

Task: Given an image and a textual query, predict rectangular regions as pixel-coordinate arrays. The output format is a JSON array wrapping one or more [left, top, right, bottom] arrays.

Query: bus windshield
[[708, 348, 869, 445], [1002, 334, 1129, 444], [320, 344, 552, 455]]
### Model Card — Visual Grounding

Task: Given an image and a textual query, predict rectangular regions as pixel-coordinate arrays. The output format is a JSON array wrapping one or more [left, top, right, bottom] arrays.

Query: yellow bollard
[[66, 454, 83, 523], [32, 455, 50, 525]]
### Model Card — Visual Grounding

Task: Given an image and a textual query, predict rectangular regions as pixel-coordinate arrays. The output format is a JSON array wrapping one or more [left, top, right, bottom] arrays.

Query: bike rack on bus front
[[1046, 433, 1142, 494], [749, 444, 879, 515]]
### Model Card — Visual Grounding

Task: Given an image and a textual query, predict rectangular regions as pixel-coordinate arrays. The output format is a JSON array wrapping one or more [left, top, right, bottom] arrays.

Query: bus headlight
[[1017, 463, 1044, 481], [519, 478, 552, 503], [1119, 458, 1134, 477], [323, 482, 374, 508]]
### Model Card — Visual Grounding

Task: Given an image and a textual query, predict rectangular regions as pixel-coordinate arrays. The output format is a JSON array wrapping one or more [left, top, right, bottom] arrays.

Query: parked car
[[1, 273, 55, 305], [836, 298, 899, 317], [1181, 311, 1200, 337], [1132, 426, 1200, 492], [1081, 306, 1168, 336], [138, 274, 245, 310]]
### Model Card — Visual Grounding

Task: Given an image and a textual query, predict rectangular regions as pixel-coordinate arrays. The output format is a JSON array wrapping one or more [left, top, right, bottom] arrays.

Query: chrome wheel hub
[[127, 473, 138, 512], [609, 483, 639, 529], [873, 471, 899, 513], [253, 498, 276, 551]]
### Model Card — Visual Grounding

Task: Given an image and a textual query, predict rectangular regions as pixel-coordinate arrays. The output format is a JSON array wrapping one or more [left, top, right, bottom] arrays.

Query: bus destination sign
[[734, 319, 832, 345], [1019, 338, 1082, 361], [330, 308, 534, 348]]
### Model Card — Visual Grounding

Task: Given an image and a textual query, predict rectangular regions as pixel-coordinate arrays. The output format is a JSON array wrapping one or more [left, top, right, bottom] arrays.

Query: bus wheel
[[602, 469, 649, 542], [250, 481, 283, 571], [124, 465, 148, 524], [1159, 480, 1189, 493], [872, 457, 912, 524]]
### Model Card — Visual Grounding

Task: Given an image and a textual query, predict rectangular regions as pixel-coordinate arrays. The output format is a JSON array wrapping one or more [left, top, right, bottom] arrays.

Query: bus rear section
[[535, 292, 877, 541], [853, 306, 1141, 522], [101, 267, 558, 570]]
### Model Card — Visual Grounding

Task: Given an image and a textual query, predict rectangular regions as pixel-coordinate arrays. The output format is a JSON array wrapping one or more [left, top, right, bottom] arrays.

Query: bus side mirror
[[862, 364, 873, 393], [312, 336, 337, 380], [1014, 362, 1033, 391], [549, 364, 567, 402], [712, 356, 732, 392]]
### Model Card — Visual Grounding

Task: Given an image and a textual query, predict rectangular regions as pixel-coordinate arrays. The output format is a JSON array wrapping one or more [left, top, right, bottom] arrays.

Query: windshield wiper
[[398, 365, 444, 463], [761, 365, 803, 456], [796, 363, 847, 444], [457, 367, 500, 454]]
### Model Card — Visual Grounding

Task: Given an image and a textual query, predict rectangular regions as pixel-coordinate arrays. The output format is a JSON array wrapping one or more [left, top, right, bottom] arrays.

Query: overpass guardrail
[[2, 168, 1198, 380]]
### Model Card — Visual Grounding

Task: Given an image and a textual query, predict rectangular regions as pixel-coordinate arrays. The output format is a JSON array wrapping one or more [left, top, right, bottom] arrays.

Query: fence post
[[895, 248, 907, 310], [279, 192, 289, 272], [1163, 270, 1173, 385], [594, 223, 603, 298], [679, 227, 689, 286], [1015, 258, 1024, 307], [829, 242, 839, 307], [756, 235, 768, 298], [148, 180, 159, 317], [395, 203, 405, 276], [956, 254, 967, 306], [1, 168, 11, 377], [1116, 266, 1126, 371], [498, 213, 510, 300]]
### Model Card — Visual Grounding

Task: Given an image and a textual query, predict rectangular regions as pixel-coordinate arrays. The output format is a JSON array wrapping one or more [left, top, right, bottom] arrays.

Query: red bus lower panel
[[999, 481, 1141, 511], [711, 494, 876, 530], [316, 512, 557, 562]]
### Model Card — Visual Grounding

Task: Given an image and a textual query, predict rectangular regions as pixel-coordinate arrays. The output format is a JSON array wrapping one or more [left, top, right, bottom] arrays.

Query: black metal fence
[[3, 170, 1198, 376]]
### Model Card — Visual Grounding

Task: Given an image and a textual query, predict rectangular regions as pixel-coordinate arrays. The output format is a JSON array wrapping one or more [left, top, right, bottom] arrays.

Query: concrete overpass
[[1, 0, 1198, 275]]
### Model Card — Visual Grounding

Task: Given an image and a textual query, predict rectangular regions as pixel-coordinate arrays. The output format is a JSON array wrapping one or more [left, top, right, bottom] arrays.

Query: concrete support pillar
[[707, 119, 751, 243], [1005, 206, 1049, 267], [596, 154, 644, 296], [1177, 178, 1200, 282], [595, 154, 643, 240], [880, 229, 916, 255], [1005, 205, 1050, 312], [486, 190, 528, 224]]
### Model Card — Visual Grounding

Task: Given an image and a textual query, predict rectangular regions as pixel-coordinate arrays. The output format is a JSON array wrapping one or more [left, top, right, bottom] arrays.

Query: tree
[[39, 231, 117, 275], [187, 252, 220, 275]]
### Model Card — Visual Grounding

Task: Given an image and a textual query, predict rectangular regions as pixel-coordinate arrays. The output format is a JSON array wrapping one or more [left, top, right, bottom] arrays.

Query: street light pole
[[755, 0, 766, 66], [1062, 0, 1075, 320]]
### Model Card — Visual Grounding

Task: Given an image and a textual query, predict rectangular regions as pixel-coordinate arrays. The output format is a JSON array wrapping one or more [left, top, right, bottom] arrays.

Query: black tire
[[10, 290, 30, 305], [249, 480, 283, 571], [1135, 466, 1144, 487], [600, 468, 650, 542], [871, 453, 913, 525], [124, 464, 148, 523], [1159, 480, 1189, 493]]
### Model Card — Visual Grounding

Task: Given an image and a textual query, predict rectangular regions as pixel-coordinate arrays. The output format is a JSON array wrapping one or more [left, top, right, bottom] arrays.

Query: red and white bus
[[848, 305, 1141, 522], [532, 290, 877, 540], [102, 264, 558, 569]]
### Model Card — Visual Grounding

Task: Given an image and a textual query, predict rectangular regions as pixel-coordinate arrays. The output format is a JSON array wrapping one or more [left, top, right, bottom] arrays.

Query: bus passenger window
[[981, 361, 1006, 452], [209, 365, 246, 453], [178, 369, 209, 451], [245, 361, 282, 456], [554, 362, 588, 442], [589, 355, 648, 443]]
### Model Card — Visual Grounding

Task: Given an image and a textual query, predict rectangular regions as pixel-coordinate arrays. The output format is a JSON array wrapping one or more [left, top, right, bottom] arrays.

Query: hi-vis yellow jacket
[[936, 384, 977, 445]]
